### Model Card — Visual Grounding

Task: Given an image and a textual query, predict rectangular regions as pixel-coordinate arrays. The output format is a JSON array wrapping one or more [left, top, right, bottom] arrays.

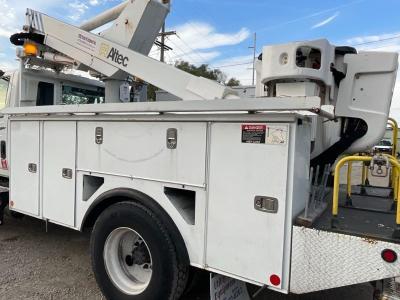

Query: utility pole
[[157, 23, 176, 62], [248, 32, 257, 86]]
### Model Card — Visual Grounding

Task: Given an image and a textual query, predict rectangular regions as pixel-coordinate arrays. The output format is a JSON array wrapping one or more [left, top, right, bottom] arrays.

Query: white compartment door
[[42, 122, 76, 227], [10, 121, 40, 216], [206, 123, 290, 287]]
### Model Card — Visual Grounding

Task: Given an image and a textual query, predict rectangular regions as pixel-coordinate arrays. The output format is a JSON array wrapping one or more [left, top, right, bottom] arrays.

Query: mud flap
[[382, 277, 400, 300], [0, 187, 9, 226]]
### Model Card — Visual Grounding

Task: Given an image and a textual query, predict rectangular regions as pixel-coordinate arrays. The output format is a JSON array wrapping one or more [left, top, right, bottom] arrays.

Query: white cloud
[[89, 0, 99, 5], [149, 22, 250, 66], [0, 28, 16, 39], [68, 1, 89, 21], [311, 12, 340, 29], [0, 60, 17, 71], [174, 22, 250, 50], [0, 0, 18, 37]]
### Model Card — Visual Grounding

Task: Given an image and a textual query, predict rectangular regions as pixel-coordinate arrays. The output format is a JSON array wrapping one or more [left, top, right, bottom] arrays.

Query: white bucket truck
[[0, 1, 400, 299]]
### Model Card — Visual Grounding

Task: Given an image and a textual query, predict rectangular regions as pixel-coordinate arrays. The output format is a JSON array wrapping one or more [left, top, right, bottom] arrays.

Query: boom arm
[[23, 1, 238, 101]]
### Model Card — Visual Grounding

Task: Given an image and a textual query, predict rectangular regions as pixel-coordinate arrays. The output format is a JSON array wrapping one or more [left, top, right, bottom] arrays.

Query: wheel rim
[[104, 227, 153, 295]]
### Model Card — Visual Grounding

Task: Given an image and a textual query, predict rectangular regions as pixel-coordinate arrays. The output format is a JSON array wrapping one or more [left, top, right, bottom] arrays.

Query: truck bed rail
[[2, 97, 321, 116]]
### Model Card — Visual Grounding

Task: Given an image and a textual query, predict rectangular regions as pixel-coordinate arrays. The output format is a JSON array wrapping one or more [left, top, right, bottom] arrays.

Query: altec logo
[[99, 43, 129, 67]]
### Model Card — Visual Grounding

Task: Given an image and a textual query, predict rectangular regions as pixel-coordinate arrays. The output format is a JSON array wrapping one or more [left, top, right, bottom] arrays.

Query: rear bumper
[[290, 226, 400, 294]]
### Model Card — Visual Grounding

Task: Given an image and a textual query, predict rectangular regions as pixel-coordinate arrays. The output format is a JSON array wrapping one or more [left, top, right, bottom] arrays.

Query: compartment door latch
[[62, 168, 73, 179], [166, 128, 178, 149], [254, 196, 279, 213]]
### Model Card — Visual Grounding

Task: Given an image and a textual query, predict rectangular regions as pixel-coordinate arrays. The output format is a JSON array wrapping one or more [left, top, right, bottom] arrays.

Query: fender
[[80, 187, 190, 265]]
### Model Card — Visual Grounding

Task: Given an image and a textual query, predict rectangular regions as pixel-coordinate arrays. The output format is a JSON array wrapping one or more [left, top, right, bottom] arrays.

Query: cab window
[[37, 81, 55, 106], [62, 85, 105, 105], [0, 77, 9, 110]]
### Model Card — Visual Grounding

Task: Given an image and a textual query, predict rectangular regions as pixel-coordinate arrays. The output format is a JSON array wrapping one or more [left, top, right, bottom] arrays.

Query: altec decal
[[99, 43, 129, 67]]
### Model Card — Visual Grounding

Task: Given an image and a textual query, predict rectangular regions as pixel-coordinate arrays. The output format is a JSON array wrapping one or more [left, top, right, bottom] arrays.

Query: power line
[[352, 35, 400, 47], [213, 61, 253, 69], [176, 33, 208, 63], [167, 38, 205, 64]]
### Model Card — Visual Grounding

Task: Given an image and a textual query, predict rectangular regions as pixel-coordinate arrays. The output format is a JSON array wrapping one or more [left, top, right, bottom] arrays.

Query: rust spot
[[124, 19, 134, 33], [362, 237, 378, 245]]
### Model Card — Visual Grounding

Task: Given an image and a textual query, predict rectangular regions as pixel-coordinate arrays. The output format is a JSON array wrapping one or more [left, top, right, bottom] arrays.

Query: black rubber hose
[[10, 32, 45, 46]]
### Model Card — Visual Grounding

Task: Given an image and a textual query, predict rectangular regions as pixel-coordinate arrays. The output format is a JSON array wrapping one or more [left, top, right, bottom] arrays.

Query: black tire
[[182, 267, 209, 296], [9, 211, 24, 219], [90, 201, 189, 300]]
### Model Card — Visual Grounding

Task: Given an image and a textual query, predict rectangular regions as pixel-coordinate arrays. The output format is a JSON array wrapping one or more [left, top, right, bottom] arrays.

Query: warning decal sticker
[[241, 125, 266, 144], [242, 124, 288, 145]]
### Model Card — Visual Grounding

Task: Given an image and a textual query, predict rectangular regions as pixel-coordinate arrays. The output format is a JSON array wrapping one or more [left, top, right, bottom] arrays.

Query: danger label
[[241, 125, 266, 144]]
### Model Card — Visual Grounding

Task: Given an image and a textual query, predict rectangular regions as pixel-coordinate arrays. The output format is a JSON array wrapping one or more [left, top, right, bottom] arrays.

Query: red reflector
[[270, 274, 281, 286], [382, 249, 397, 263]]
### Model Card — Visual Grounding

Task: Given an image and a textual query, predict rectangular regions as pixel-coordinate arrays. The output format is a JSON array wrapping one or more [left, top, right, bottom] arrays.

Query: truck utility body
[[6, 101, 400, 296], [6, 101, 313, 291], [1, 0, 400, 299]]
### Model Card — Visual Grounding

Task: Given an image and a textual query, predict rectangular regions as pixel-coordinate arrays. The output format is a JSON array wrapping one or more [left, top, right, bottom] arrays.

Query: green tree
[[175, 61, 240, 86], [147, 61, 241, 100], [147, 84, 158, 101], [226, 78, 240, 87]]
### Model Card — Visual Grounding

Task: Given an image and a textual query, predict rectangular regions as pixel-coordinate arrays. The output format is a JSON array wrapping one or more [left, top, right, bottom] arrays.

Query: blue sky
[[0, 0, 399, 115]]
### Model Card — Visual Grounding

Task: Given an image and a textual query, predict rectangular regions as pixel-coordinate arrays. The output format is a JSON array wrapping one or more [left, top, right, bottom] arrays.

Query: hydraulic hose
[[10, 32, 45, 46]]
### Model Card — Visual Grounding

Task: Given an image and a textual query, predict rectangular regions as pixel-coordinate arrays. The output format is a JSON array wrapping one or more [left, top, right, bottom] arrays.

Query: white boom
[[24, 0, 238, 102]]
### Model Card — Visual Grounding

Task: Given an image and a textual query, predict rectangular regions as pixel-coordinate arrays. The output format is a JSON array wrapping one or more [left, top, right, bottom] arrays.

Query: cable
[[167, 38, 204, 64], [213, 61, 253, 69], [352, 35, 400, 47], [175, 34, 208, 63]]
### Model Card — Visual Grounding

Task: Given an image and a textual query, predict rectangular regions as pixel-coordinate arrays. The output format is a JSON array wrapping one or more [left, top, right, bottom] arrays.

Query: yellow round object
[[24, 43, 38, 56]]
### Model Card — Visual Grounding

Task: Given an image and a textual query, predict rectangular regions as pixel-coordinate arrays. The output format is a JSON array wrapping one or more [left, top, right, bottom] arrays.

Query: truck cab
[[0, 65, 105, 179]]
